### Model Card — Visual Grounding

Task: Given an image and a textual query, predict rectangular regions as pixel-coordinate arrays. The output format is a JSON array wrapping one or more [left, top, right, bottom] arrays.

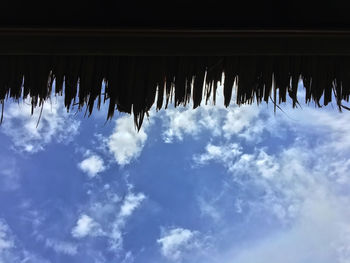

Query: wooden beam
[[1, 28, 350, 56]]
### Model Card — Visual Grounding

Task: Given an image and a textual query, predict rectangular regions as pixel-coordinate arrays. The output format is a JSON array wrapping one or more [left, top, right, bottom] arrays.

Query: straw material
[[0, 55, 349, 129]]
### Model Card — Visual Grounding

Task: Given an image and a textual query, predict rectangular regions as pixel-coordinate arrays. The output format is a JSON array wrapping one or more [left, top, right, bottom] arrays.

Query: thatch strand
[[0, 55, 349, 129]]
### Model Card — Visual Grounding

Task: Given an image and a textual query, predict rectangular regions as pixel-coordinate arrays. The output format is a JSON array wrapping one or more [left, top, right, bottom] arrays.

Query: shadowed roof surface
[[0, 0, 350, 127], [1, 1, 350, 29]]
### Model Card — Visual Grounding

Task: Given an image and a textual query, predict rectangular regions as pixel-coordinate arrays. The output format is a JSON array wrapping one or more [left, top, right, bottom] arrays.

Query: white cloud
[[278, 107, 350, 152], [254, 150, 280, 179], [161, 101, 227, 143], [82, 188, 145, 253], [71, 183, 146, 255], [189, 97, 350, 263], [193, 143, 242, 165], [71, 214, 102, 239], [110, 191, 146, 251], [102, 84, 262, 168], [195, 133, 341, 226], [157, 227, 201, 262], [108, 115, 149, 166], [78, 154, 106, 178], [1, 97, 80, 153], [160, 84, 264, 143], [162, 109, 201, 143], [44, 238, 77, 256], [220, 188, 350, 263], [119, 192, 146, 218], [228, 148, 280, 182], [222, 105, 260, 139]]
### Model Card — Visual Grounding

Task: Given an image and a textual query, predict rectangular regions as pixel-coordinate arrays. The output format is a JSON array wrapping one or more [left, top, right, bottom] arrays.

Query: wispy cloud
[[70, 180, 146, 259], [193, 143, 242, 166], [0, 218, 50, 263], [44, 238, 78, 256], [0, 219, 15, 254], [220, 188, 350, 263], [189, 98, 350, 262], [1, 97, 80, 153], [197, 197, 222, 223], [109, 190, 146, 251], [0, 157, 20, 191], [121, 251, 135, 263]]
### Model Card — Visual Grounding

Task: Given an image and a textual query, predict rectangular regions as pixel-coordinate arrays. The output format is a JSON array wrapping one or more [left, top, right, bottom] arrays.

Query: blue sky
[[0, 82, 350, 263]]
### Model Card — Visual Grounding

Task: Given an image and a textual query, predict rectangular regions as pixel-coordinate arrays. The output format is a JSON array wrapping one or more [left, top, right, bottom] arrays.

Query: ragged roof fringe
[[0, 55, 349, 129]]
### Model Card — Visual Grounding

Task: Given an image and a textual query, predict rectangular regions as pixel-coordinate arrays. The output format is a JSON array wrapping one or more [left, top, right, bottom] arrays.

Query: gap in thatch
[[0, 55, 349, 129]]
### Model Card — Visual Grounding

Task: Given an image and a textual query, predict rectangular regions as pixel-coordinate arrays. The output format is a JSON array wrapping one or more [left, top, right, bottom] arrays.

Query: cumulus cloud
[[227, 148, 280, 182], [119, 191, 146, 218], [71, 214, 102, 239], [162, 109, 202, 143], [161, 84, 263, 144], [157, 227, 201, 262], [161, 101, 228, 143], [1, 97, 80, 153], [108, 115, 149, 166], [222, 105, 260, 139], [78, 154, 106, 178], [101, 84, 262, 167]]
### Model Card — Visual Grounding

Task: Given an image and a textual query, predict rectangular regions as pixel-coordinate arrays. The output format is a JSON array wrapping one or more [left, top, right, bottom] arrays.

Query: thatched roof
[[1, 53, 350, 129], [1, 26, 350, 129]]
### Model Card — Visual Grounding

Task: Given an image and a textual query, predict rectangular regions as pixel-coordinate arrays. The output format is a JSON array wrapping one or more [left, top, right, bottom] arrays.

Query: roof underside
[[0, 55, 349, 129], [1, 1, 350, 127], [1, 1, 350, 29]]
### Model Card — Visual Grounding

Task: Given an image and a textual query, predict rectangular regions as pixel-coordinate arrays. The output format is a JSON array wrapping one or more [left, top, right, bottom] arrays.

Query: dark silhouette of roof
[[2, 1, 350, 30], [1, 0, 350, 127]]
